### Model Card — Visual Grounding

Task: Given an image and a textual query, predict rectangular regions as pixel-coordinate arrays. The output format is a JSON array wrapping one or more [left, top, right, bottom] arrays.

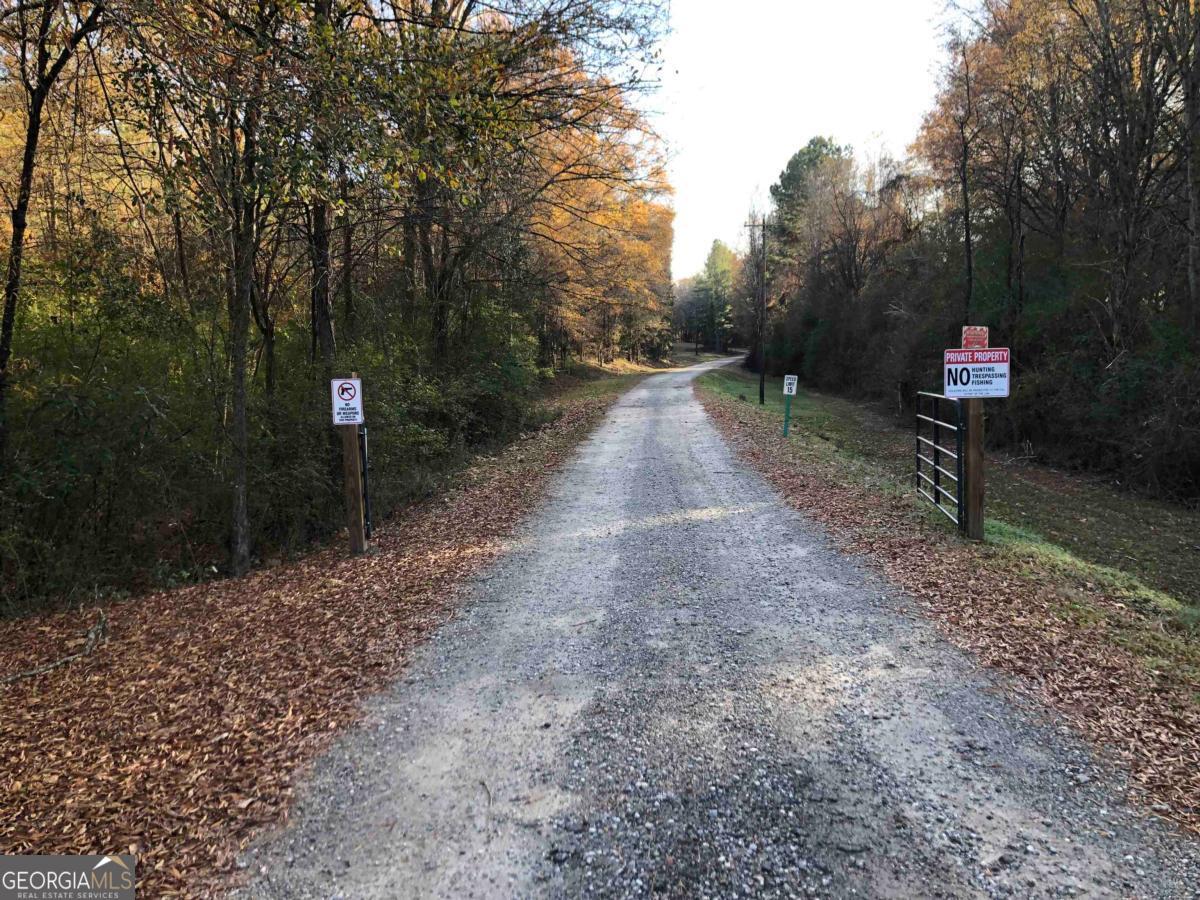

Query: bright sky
[[655, 0, 950, 280]]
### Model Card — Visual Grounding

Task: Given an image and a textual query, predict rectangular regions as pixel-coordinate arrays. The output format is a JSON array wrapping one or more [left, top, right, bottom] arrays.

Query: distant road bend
[[243, 359, 1199, 899]]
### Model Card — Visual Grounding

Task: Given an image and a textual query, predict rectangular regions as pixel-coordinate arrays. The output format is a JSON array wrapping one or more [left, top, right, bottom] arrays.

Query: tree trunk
[[340, 172, 355, 337], [0, 0, 103, 467], [311, 199, 336, 366], [0, 89, 46, 466], [309, 0, 336, 367], [419, 217, 450, 363], [172, 208, 191, 294], [1015, 159, 1026, 323], [251, 280, 276, 399], [229, 225, 253, 575], [401, 216, 417, 318], [1188, 9, 1200, 338], [227, 93, 260, 575], [263, 321, 276, 398], [959, 122, 974, 326]]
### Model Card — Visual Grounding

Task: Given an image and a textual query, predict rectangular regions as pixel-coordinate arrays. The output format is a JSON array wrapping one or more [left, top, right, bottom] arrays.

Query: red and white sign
[[961, 325, 989, 349], [944, 348, 1010, 399], [331, 378, 364, 425]]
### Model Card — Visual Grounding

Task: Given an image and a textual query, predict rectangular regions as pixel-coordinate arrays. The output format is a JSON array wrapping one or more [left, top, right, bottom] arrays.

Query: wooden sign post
[[331, 374, 367, 555], [964, 398, 985, 540], [944, 328, 1007, 541]]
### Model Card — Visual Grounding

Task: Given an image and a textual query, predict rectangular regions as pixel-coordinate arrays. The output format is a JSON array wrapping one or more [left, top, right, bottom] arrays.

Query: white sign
[[944, 349, 1010, 399], [331, 378, 364, 425], [783, 375, 799, 396]]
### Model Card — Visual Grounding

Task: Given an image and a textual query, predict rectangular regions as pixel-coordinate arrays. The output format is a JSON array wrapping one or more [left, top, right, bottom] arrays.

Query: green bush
[[0, 273, 545, 611]]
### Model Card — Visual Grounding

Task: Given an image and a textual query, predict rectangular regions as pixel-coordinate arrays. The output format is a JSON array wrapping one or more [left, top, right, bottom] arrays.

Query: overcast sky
[[653, 1, 951, 280]]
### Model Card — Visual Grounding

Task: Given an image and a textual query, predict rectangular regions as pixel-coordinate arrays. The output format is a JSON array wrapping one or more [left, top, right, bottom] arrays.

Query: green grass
[[698, 366, 915, 502], [985, 520, 1181, 614], [531, 359, 667, 425], [665, 342, 741, 369], [699, 366, 1200, 617]]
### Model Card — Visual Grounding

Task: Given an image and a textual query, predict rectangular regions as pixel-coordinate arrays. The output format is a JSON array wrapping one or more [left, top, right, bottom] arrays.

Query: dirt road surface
[[240, 360, 1199, 898]]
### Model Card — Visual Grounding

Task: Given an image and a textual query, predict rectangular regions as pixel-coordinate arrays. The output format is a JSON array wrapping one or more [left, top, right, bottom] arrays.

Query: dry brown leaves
[[699, 389, 1200, 835], [0, 391, 617, 898]]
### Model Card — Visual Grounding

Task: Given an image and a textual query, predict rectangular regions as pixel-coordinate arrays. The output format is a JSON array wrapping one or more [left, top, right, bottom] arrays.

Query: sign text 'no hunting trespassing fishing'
[[943, 348, 1010, 399]]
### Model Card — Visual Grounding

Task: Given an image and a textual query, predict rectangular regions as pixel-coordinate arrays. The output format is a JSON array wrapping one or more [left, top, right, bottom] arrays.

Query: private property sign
[[331, 378, 364, 425], [944, 348, 1010, 399]]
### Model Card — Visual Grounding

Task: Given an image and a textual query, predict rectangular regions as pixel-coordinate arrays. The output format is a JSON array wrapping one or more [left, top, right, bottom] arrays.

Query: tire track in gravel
[[239, 359, 1200, 899]]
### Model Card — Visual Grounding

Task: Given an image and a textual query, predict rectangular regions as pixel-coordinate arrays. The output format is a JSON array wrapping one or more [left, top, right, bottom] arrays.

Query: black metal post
[[932, 396, 942, 512], [914, 395, 921, 494], [359, 424, 373, 539]]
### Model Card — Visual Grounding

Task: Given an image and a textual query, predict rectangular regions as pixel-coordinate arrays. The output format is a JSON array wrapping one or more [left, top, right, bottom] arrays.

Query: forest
[[685, 0, 1200, 504], [0, 0, 672, 607]]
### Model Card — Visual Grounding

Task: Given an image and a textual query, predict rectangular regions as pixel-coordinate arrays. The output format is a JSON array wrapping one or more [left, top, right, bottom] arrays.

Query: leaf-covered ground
[[703, 368, 1200, 607], [697, 377, 1200, 837], [0, 377, 634, 898]]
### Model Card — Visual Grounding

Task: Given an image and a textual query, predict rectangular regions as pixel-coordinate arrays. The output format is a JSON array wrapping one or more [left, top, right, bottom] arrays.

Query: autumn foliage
[[746, 1, 1200, 501], [0, 381, 625, 896], [0, 0, 672, 605]]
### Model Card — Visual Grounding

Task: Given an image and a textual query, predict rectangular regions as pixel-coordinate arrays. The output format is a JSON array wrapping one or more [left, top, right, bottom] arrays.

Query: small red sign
[[962, 326, 989, 349]]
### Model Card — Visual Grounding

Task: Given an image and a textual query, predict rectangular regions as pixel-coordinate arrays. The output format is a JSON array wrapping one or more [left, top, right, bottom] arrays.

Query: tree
[[766, 136, 849, 316], [733, 0, 1200, 502], [0, 0, 104, 466], [0, 0, 673, 601], [1154, 0, 1200, 338], [770, 136, 848, 218], [693, 240, 736, 352]]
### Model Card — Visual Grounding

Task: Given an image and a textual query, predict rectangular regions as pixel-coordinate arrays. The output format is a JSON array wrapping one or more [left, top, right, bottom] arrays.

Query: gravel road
[[240, 360, 1200, 899]]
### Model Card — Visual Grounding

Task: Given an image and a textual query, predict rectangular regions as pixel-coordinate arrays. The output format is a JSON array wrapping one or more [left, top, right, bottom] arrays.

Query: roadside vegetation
[[698, 365, 1200, 831], [662, 341, 740, 369], [0, 0, 672, 612], [684, 2, 1200, 507], [0, 336, 704, 895], [0, 369, 638, 897], [679, 2, 1200, 825], [702, 367, 1200, 610]]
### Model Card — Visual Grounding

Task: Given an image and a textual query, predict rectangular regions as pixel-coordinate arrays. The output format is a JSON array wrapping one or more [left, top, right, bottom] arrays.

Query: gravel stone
[[238, 360, 1200, 899]]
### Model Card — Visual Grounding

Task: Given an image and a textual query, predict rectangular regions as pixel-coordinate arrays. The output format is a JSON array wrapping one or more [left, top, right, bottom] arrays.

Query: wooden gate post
[[964, 397, 985, 540], [340, 372, 367, 554]]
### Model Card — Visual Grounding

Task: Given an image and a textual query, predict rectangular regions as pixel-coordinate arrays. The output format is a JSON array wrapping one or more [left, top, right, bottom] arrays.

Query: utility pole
[[745, 216, 767, 404]]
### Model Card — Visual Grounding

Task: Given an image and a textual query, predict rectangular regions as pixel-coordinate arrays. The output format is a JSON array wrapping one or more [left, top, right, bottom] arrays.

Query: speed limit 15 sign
[[783, 375, 799, 396]]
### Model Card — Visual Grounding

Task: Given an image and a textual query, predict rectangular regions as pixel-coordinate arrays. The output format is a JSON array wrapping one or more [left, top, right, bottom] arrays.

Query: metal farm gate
[[915, 392, 965, 532]]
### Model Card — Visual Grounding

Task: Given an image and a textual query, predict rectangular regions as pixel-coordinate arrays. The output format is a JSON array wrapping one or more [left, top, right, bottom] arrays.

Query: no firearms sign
[[331, 378, 364, 425]]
